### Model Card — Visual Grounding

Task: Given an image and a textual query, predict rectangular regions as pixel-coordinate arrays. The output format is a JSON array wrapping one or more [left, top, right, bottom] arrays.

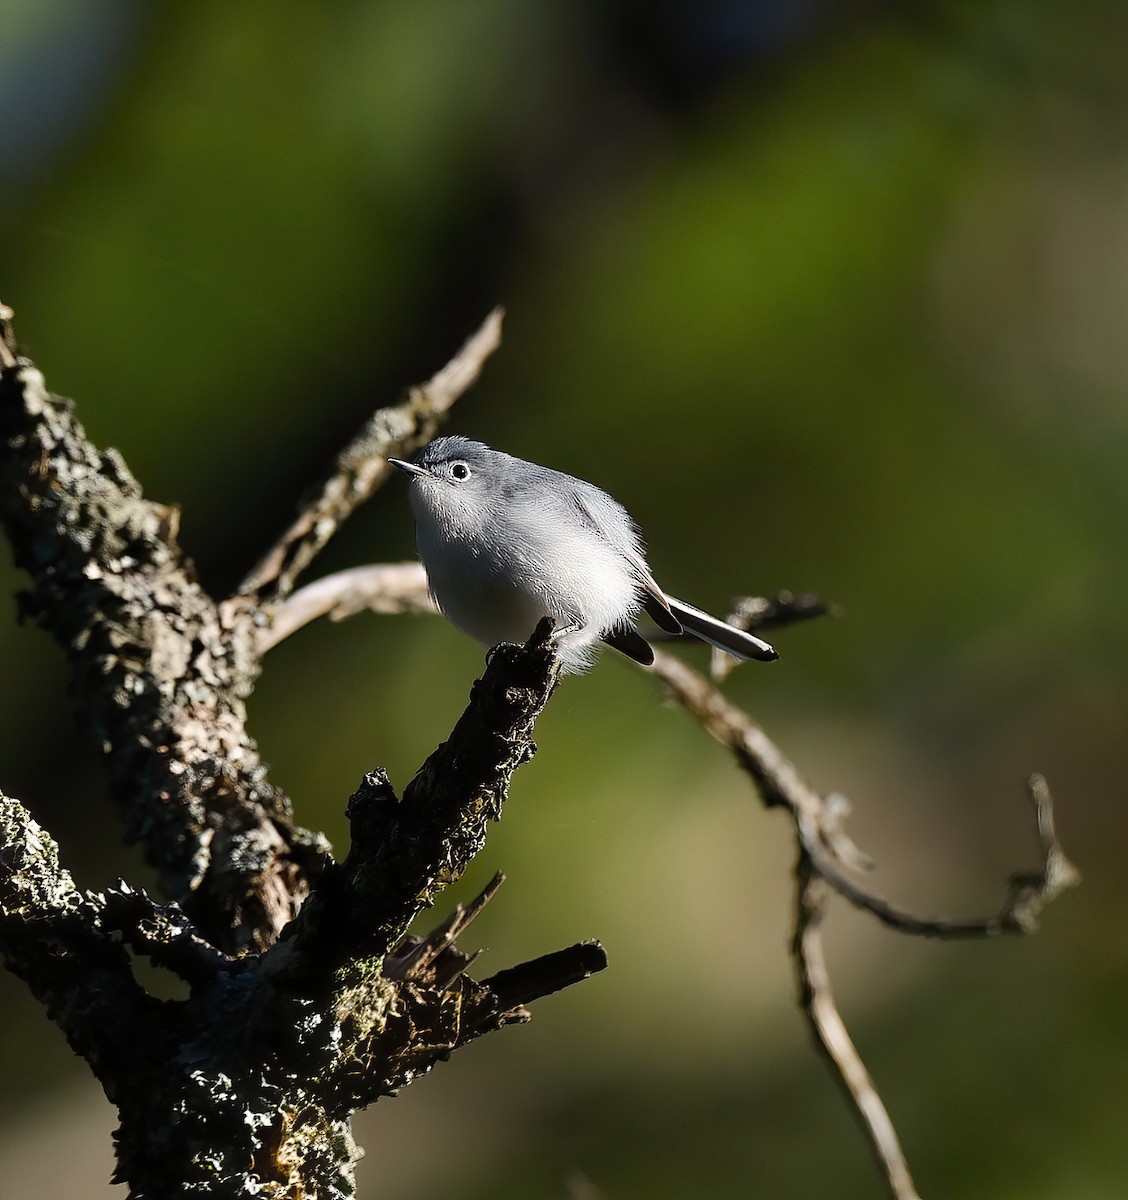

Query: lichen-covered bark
[[0, 363, 326, 952], [1, 773, 599, 1198], [0, 797, 157, 1077]]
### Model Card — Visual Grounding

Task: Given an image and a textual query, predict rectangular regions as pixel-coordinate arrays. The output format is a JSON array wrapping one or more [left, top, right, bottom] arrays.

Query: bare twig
[[649, 646, 1078, 1197], [241, 308, 504, 601], [482, 941, 609, 1010], [260, 561, 434, 651], [649, 650, 1080, 935], [793, 779, 1080, 938], [793, 853, 921, 1200]]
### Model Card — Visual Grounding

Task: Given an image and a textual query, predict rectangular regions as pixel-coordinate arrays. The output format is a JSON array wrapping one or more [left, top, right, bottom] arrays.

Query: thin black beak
[[388, 458, 430, 478]]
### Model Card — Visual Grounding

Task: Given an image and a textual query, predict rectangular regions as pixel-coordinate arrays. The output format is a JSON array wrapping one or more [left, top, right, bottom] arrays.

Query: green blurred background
[[1, 1, 1125, 1196]]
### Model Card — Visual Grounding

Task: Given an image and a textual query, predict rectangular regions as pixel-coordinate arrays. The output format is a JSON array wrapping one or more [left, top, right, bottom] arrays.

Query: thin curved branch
[[793, 852, 921, 1200], [649, 645, 1078, 1199], [648, 650, 1080, 934], [260, 561, 434, 651], [240, 307, 504, 602], [794, 775, 1080, 938]]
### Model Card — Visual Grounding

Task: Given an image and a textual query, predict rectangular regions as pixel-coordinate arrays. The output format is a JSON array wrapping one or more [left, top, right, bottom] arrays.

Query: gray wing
[[569, 482, 683, 635]]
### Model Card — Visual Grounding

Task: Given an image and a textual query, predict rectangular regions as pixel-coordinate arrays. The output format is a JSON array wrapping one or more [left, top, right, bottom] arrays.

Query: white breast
[[414, 495, 642, 672]]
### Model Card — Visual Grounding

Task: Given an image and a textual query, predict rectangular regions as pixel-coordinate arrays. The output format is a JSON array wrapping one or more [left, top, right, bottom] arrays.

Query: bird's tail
[[666, 596, 778, 662]]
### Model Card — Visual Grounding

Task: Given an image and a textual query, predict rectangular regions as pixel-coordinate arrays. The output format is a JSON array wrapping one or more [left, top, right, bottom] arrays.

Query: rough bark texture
[[0, 361, 323, 952], [0, 320, 606, 1199]]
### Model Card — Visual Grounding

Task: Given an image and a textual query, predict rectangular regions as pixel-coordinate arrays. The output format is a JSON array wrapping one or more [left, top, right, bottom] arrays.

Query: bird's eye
[[450, 462, 471, 481]]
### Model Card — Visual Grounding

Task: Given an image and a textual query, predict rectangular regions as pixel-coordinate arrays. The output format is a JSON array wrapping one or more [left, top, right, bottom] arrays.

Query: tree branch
[[97, 880, 234, 988], [0, 310, 503, 953], [792, 853, 921, 1200], [482, 941, 609, 1010], [265, 618, 562, 982], [0, 357, 327, 952], [648, 647, 1078, 1198], [259, 561, 434, 651], [0, 795, 161, 1080]]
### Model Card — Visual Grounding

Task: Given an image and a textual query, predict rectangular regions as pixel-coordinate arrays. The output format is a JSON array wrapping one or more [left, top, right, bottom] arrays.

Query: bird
[[388, 436, 777, 673]]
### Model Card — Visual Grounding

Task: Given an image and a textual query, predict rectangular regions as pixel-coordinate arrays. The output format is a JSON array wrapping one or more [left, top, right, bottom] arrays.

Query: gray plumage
[[389, 437, 777, 673]]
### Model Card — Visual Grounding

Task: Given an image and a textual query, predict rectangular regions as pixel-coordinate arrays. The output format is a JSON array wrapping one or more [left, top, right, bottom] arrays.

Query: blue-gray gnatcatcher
[[389, 437, 777, 673]]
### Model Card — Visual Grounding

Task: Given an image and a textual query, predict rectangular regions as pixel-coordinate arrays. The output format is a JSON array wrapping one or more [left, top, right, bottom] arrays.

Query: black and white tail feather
[[603, 594, 776, 666], [665, 596, 778, 662]]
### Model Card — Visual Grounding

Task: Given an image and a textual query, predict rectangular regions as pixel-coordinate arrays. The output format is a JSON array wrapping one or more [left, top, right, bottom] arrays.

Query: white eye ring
[[450, 462, 471, 481]]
